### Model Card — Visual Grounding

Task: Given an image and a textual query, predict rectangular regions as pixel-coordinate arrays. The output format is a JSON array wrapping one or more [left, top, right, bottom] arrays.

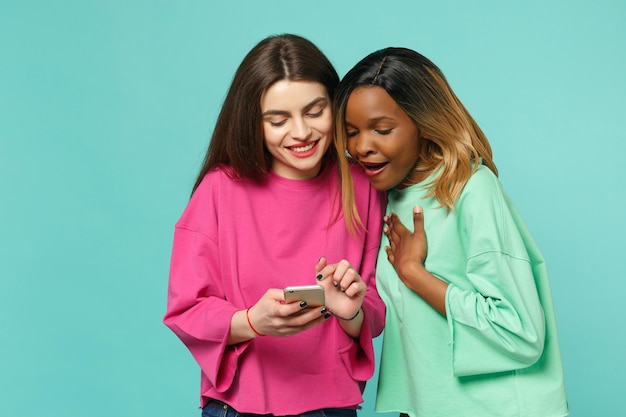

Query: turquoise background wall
[[1, 0, 624, 415]]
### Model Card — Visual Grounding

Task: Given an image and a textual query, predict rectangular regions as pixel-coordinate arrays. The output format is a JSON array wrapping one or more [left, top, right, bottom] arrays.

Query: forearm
[[227, 309, 261, 345], [399, 262, 448, 316]]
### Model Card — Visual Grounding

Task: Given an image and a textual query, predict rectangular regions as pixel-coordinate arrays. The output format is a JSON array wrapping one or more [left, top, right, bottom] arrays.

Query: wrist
[[398, 261, 427, 292], [331, 308, 361, 321], [246, 306, 265, 337]]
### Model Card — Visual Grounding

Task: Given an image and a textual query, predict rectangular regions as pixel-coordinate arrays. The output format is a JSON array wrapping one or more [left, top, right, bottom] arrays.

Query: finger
[[385, 246, 394, 263], [386, 222, 398, 249], [336, 265, 359, 293], [315, 256, 326, 281], [315, 256, 327, 275], [332, 259, 351, 280], [285, 306, 330, 325], [387, 229, 395, 248], [300, 311, 331, 329], [389, 223, 409, 251], [277, 313, 329, 336], [316, 261, 337, 283], [332, 260, 354, 291], [282, 300, 309, 316], [383, 213, 393, 233], [385, 213, 401, 239], [412, 205, 425, 238], [389, 212, 409, 235], [342, 279, 366, 298]]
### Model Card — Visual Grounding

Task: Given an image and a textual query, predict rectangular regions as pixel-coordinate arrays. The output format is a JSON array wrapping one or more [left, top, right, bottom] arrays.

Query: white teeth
[[291, 142, 315, 153]]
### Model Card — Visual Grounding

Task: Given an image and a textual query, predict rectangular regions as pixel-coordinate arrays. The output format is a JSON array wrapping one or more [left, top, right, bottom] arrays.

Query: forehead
[[261, 80, 328, 111], [345, 86, 404, 121]]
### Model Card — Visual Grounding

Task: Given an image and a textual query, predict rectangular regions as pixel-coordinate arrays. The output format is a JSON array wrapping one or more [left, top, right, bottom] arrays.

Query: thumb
[[413, 205, 424, 234]]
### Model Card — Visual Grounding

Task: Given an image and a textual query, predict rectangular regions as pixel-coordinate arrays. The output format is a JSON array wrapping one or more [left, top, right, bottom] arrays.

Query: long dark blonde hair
[[334, 47, 498, 232]]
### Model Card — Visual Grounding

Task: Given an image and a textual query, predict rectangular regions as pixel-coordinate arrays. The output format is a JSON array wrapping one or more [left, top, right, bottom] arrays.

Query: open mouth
[[360, 161, 388, 175], [289, 141, 318, 154]]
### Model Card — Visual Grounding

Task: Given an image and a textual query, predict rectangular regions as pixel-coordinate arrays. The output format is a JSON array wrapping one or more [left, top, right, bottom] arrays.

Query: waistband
[[205, 399, 357, 417]]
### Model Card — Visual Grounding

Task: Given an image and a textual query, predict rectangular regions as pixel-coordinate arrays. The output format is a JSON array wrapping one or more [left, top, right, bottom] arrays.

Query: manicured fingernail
[[300, 301, 307, 308], [316, 274, 323, 280], [324, 313, 331, 319], [320, 307, 327, 314], [333, 281, 339, 287]]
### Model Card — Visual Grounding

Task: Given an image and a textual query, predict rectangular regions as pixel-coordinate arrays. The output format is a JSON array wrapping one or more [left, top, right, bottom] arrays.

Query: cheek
[[262, 125, 285, 147], [262, 123, 276, 145], [314, 114, 333, 136], [397, 146, 420, 173]]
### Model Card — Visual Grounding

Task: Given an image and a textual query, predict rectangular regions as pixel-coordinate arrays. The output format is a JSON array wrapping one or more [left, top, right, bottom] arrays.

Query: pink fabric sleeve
[[163, 225, 247, 392]]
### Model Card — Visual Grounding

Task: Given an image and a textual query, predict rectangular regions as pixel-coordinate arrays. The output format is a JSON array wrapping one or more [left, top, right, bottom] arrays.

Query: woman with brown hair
[[164, 34, 386, 416]]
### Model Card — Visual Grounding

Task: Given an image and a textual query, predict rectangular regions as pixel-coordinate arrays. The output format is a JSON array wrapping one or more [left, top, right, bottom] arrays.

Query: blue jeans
[[201, 399, 358, 417]]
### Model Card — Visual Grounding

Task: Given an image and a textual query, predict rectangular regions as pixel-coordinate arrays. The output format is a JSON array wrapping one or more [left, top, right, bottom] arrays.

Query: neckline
[[268, 163, 332, 190]]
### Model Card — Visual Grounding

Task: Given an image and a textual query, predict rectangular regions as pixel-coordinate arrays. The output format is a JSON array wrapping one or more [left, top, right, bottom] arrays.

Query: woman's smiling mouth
[[288, 140, 319, 157]]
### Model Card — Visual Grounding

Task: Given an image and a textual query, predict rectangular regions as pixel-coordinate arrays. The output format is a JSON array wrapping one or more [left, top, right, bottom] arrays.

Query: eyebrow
[[345, 115, 394, 126], [368, 116, 394, 122], [262, 97, 328, 117]]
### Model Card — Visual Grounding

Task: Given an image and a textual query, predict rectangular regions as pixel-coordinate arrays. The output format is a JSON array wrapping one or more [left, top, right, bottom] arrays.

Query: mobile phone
[[284, 285, 325, 307]]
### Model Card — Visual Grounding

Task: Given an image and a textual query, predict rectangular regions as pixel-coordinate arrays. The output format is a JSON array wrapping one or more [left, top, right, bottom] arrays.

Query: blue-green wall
[[1, 1, 624, 415]]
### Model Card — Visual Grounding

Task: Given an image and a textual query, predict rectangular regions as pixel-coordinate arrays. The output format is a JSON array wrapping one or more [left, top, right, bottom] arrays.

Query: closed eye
[[306, 109, 324, 118], [375, 128, 393, 135], [346, 129, 359, 138], [269, 119, 287, 127]]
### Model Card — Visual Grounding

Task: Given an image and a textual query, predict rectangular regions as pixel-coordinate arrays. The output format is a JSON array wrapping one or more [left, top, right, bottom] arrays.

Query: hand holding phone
[[283, 285, 325, 307]]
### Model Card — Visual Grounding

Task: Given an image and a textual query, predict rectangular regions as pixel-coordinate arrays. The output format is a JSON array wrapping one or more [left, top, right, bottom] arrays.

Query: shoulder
[[455, 164, 506, 218], [192, 165, 259, 200], [176, 167, 238, 230], [465, 164, 499, 189], [195, 165, 236, 190], [459, 164, 502, 201]]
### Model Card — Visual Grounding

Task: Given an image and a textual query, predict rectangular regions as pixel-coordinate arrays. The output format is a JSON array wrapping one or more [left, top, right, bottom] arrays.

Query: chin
[[369, 180, 390, 192]]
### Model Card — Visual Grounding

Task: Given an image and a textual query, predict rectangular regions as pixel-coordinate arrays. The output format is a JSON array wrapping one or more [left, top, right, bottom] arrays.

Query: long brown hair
[[334, 47, 498, 231], [192, 34, 339, 194]]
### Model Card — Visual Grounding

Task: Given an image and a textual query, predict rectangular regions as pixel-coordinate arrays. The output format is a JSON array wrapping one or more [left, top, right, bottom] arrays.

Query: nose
[[290, 117, 312, 141], [349, 132, 376, 158]]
